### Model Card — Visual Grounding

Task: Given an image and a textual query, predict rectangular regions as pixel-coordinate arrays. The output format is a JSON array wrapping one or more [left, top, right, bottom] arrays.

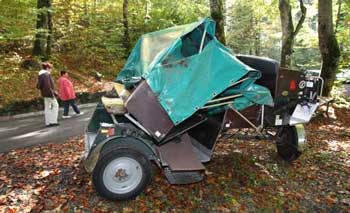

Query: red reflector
[[289, 80, 296, 91], [107, 128, 115, 136]]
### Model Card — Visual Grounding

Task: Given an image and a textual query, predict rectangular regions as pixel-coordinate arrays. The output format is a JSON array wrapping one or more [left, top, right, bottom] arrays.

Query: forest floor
[[0, 106, 349, 212]]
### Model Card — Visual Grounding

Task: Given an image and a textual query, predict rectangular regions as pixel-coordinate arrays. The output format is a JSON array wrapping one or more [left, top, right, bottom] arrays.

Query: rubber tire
[[92, 147, 152, 201], [276, 126, 301, 162]]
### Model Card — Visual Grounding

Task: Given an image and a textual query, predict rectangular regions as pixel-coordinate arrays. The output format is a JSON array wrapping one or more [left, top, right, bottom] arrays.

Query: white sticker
[[275, 115, 283, 126], [225, 123, 230, 128], [306, 81, 314, 88], [299, 80, 306, 89], [155, 131, 161, 137]]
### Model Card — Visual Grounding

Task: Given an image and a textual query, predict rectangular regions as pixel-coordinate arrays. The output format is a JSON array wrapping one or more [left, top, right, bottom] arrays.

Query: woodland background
[[0, 0, 349, 113], [0, 1, 350, 212]]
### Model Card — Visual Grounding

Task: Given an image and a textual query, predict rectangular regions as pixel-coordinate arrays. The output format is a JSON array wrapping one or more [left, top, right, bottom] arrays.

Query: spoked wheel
[[92, 147, 152, 200], [275, 126, 303, 162]]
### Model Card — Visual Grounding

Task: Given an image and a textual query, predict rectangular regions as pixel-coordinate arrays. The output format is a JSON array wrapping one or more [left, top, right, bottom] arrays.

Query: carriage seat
[[101, 96, 126, 114]]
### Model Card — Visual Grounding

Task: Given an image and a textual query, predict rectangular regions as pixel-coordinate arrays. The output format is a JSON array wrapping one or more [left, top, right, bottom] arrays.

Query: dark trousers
[[63, 99, 80, 116]]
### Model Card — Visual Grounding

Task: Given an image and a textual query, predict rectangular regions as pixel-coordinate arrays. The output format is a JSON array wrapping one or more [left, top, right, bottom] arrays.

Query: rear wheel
[[92, 147, 152, 200], [276, 126, 302, 161]]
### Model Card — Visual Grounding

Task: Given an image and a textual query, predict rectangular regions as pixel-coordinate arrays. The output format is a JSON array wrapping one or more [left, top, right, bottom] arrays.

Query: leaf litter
[[0, 107, 349, 212]]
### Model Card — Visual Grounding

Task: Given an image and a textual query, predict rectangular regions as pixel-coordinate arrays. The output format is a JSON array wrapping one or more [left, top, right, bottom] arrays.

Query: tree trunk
[[46, 0, 53, 59], [210, 0, 226, 45], [145, 0, 151, 22], [279, 0, 306, 68], [334, 0, 342, 34], [318, 0, 341, 96], [254, 18, 260, 56], [123, 0, 130, 56], [33, 0, 49, 58]]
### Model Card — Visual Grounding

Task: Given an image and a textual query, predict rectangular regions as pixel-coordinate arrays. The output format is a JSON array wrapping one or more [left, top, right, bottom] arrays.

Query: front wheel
[[276, 126, 303, 162], [92, 147, 152, 200]]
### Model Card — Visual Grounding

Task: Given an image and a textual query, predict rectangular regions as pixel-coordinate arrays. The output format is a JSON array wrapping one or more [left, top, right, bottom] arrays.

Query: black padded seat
[[236, 55, 279, 98]]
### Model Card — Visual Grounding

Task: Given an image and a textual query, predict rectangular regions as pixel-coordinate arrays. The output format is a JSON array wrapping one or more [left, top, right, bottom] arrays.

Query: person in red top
[[58, 70, 84, 118]]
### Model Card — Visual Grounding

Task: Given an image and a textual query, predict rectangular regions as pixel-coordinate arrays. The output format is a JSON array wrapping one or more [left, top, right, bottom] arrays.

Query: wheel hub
[[103, 157, 143, 194], [115, 168, 128, 181]]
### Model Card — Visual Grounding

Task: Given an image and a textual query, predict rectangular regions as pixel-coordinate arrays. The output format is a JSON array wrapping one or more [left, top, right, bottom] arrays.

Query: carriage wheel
[[275, 126, 302, 162], [92, 147, 152, 200]]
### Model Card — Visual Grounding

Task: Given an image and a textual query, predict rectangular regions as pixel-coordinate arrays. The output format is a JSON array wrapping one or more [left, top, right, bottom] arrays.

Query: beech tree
[[278, 0, 306, 68], [318, 0, 341, 96], [209, 0, 226, 45], [122, 0, 130, 56], [33, 0, 52, 59]]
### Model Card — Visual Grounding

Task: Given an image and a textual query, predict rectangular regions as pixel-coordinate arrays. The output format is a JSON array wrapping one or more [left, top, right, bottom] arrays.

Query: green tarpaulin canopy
[[116, 18, 273, 124]]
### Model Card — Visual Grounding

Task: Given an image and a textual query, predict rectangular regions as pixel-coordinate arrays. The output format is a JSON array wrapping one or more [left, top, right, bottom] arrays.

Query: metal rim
[[103, 157, 143, 194]]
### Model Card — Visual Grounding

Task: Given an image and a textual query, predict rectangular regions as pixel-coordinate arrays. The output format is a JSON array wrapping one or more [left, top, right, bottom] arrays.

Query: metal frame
[[231, 77, 250, 87], [227, 104, 265, 136], [316, 77, 324, 97], [124, 113, 152, 137], [260, 105, 264, 128], [199, 28, 207, 53], [201, 100, 236, 109], [207, 94, 243, 104], [110, 114, 118, 124], [201, 76, 251, 109]]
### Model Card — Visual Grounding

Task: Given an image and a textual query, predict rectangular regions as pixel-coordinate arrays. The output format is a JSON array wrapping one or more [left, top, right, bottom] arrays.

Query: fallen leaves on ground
[[0, 107, 350, 212]]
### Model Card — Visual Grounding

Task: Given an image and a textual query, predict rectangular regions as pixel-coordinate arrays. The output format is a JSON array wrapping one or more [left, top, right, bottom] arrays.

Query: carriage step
[[156, 134, 205, 171], [164, 168, 204, 184]]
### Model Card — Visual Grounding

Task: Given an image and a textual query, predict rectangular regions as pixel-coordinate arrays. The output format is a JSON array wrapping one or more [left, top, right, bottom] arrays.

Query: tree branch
[[293, 0, 307, 36], [335, 0, 342, 35]]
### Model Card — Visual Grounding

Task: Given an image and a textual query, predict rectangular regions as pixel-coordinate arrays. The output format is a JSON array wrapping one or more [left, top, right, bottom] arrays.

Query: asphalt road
[[0, 104, 96, 153]]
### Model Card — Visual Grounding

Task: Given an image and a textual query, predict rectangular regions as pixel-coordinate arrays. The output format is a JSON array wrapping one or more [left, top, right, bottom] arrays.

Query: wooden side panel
[[125, 81, 174, 141], [224, 105, 261, 128], [156, 134, 205, 171]]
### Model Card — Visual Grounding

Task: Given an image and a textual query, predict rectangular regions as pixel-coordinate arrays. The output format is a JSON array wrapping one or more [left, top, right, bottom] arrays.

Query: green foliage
[[226, 0, 281, 60], [226, 0, 350, 71], [0, 0, 349, 73], [0, 0, 209, 73], [226, 0, 258, 54], [336, 0, 350, 69], [0, 0, 36, 50]]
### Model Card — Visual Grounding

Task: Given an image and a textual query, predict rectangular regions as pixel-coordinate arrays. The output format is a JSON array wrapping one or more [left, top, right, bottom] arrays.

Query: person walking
[[37, 62, 59, 127], [58, 70, 83, 118]]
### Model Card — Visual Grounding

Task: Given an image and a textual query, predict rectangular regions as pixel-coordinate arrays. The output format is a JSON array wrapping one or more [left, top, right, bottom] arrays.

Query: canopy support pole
[[231, 77, 250, 87], [199, 28, 207, 53], [207, 94, 243, 104], [201, 100, 234, 109]]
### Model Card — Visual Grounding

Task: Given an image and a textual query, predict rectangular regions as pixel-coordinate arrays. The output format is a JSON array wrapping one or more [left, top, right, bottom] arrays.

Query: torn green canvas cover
[[116, 18, 273, 124], [116, 20, 209, 82]]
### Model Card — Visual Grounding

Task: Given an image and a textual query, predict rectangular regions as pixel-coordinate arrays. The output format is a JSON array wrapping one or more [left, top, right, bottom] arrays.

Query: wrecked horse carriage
[[82, 18, 323, 200]]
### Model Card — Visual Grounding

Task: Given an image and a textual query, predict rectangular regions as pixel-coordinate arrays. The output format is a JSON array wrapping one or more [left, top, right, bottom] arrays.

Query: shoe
[[46, 123, 60, 127], [76, 111, 85, 116], [62, 115, 72, 119]]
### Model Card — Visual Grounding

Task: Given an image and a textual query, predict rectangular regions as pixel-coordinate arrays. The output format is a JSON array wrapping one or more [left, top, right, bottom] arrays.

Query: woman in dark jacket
[[37, 62, 59, 127]]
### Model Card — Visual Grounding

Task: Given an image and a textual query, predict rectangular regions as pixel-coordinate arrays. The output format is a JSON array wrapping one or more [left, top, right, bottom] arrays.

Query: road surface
[[0, 104, 96, 153]]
